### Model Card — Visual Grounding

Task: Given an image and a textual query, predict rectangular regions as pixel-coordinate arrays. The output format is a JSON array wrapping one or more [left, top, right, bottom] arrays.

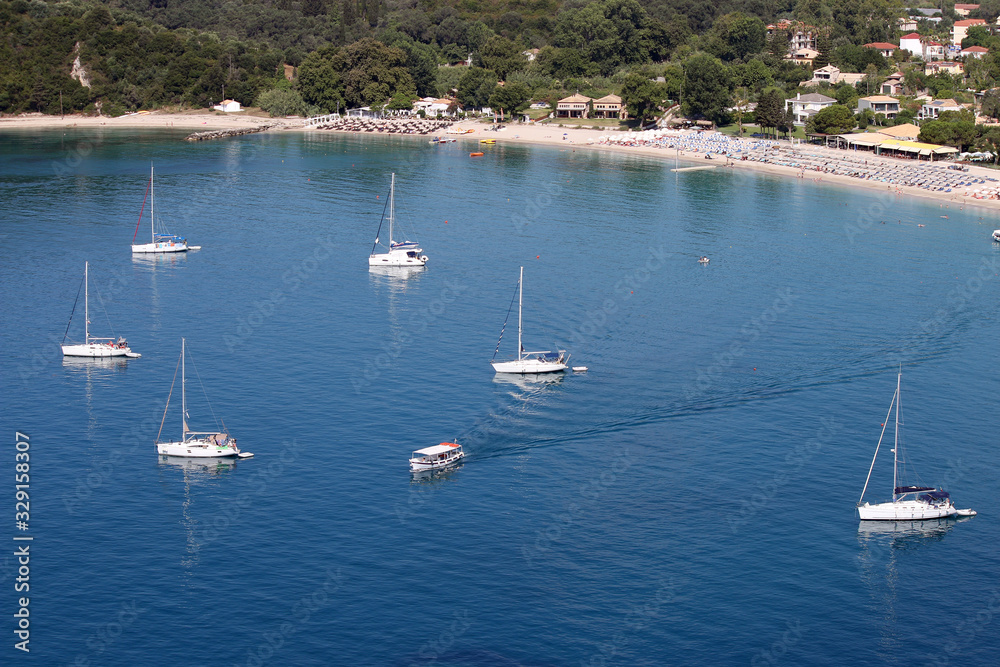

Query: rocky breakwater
[[185, 123, 283, 141]]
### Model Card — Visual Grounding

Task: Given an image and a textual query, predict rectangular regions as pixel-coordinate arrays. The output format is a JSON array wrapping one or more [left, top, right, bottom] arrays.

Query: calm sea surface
[[1, 128, 998, 665]]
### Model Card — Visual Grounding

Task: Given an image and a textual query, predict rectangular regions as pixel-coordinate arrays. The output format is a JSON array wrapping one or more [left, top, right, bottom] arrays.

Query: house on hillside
[[863, 42, 898, 58], [899, 33, 923, 57], [953, 19, 987, 46], [920, 98, 964, 119], [857, 95, 900, 119], [961, 45, 989, 59], [556, 93, 592, 119], [786, 92, 836, 126], [925, 61, 964, 75], [785, 48, 820, 66], [881, 72, 905, 95], [805, 65, 865, 86], [954, 4, 980, 17]]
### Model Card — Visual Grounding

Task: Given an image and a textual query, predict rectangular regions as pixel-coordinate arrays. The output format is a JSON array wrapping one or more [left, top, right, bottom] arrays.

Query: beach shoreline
[[5, 110, 1000, 216]]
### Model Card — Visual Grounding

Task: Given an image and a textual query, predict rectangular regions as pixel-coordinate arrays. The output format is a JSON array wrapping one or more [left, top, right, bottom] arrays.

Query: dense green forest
[[1, 0, 987, 131]]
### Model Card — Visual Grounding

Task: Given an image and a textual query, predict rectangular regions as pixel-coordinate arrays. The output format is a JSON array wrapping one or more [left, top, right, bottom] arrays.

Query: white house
[[899, 33, 923, 57], [786, 92, 837, 126], [213, 99, 242, 112], [413, 97, 458, 116], [961, 45, 989, 59], [920, 98, 964, 119], [857, 95, 900, 119], [924, 41, 945, 61], [805, 65, 865, 86]]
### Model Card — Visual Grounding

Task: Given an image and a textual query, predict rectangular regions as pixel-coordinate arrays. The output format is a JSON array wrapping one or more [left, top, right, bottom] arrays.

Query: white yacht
[[131, 164, 197, 253], [491, 266, 568, 374], [155, 338, 252, 459], [368, 173, 428, 267], [857, 369, 974, 521], [61, 262, 140, 358]]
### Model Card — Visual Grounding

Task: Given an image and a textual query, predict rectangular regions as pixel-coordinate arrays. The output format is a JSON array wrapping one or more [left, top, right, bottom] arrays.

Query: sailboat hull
[[491, 358, 567, 374], [132, 241, 189, 253], [857, 500, 957, 521], [61, 343, 133, 358], [157, 440, 239, 458], [368, 250, 427, 266]]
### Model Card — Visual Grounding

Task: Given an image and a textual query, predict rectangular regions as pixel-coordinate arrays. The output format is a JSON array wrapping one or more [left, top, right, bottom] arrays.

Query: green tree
[[256, 87, 306, 117], [709, 12, 766, 62], [386, 91, 414, 111], [755, 88, 786, 138], [620, 72, 665, 122], [457, 67, 498, 109], [682, 52, 732, 124], [479, 36, 525, 81], [488, 81, 531, 120], [806, 104, 856, 134]]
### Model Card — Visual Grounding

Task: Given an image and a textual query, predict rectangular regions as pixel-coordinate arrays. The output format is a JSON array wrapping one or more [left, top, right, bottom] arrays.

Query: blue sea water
[[1, 128, 999, 666]]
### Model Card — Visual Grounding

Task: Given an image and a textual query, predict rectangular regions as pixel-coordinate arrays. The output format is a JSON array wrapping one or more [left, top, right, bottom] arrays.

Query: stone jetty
[[184, 123, 282, 141]]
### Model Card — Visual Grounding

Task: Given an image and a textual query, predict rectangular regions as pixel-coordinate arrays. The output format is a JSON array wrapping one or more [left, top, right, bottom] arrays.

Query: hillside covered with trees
[[7, 0, 1000, 154]]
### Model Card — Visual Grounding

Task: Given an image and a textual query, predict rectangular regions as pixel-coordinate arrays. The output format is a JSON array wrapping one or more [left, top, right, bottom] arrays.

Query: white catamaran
[[491, 266, 568, 374], [156, 338, 252, 459], [131, 164, 197, 253], [61, 261, 140, 358], [368, 173, 428, 267], [857, 369, 975, 521]]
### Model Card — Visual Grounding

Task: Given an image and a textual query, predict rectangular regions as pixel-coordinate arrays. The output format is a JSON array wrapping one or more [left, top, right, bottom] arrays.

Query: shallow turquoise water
[[1, 128, 999, 665]]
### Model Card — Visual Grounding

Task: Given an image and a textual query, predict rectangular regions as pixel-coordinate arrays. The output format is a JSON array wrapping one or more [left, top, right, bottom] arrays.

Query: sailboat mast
[[84, 261, 90, 343], [892, 370, 900, 500], [388, 173, 395, 245], [150, 164, 154, 243], [518, 266, 523, 360], [181, 337, 186, 441]]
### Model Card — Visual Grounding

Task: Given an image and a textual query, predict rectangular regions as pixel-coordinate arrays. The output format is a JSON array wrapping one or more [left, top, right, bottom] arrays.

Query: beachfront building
[[864, 42, 898, 58], [213, 99, 242, 112], [857, 96, 900, 120], [556, 93, 592, 119], [925, 61, 964, 75], [827, 133, 960, 160], [786, 92, 836, 126], [880, 123, 921, 140], [953, 19, 987, 46], [413, 97, 459, 117], [961, 45, 989, 59], [920, 98, 965, 119], [592, 94, 626, 119]]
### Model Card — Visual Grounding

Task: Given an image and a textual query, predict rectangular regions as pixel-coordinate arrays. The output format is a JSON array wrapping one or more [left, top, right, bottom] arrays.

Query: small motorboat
[[956, 508, 978, 517], [409, 442, 464, 472], [698, 256, 710, 264], [992, 229, 1000, 242], [470, 152, 484, 157], [572, 366, 588, 372], [479, 139, 496, 144]]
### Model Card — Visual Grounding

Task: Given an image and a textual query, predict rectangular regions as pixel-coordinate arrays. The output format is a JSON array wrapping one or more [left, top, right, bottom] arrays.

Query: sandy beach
[[5, 109, 1000, 217]]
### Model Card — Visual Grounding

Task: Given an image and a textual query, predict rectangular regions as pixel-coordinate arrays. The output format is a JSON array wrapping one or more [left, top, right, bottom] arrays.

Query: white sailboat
[[156, 338, 252, 458], [491, 266, 568, 374], [131, 164, 197, 253], [61, 261, 140, 358], [857, 369, 975, 521], [368, 173, 428, 267]]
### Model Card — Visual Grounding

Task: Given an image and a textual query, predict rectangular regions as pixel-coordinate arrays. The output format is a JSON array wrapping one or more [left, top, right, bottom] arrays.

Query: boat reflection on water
[[158, 455, 240, 570], [131, 250, 189, 269], [857, 518, 960, 543], [368, 264, 426, 286], [157, 455, 240, 476], [492, 372, 565, 393], [61, 355, 130, 373], [409, 461, 464, 485]]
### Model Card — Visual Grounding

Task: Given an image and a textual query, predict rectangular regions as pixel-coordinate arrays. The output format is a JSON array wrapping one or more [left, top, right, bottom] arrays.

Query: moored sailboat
[[156, 338, 252, 458], [131, 164, 197, 253], [491, 266, 568, 374], [857, 369, 974, 521], [61, 261, 140, 358], [368, 173, 428, 267]]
